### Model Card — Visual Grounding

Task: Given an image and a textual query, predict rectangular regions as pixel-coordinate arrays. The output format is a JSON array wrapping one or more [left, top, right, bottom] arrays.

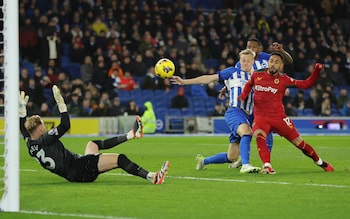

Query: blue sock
[[266, 132, 273, 152], [240, 135, 252, 165], [204, 152, 229, 165]]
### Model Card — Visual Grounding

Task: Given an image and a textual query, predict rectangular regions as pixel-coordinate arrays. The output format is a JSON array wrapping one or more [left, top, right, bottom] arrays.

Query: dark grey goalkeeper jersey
[[20, 113, 82, 181]]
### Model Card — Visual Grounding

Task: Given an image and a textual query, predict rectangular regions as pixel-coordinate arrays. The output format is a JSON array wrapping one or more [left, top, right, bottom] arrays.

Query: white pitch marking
[[21, 169, 350, 189], [20, 210, 136, 219]]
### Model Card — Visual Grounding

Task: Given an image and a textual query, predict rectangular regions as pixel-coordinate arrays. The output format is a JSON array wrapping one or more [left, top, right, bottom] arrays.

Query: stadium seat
[[21, 61, 35, 78], [181, 108, 194, 116], [142, 89, 155, 99], [295, 109, 304, 116], [62, 43, 71, 56], [167, 108, 182, 116], [303, 108, 314, 116], [130, 89, 142, 98], [204, 59, 218, 70], [67, 63, 81, 80]]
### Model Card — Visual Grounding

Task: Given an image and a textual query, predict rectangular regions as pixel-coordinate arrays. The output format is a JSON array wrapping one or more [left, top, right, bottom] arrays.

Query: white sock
[[263, 162, 272, 168], [126, 130, 134, 140], [316, 159, 323, 165], [147, 172, 155, 182]]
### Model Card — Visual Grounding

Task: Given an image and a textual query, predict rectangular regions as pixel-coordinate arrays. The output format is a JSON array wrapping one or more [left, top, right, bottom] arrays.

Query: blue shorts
[[224, 107, 253, 143]]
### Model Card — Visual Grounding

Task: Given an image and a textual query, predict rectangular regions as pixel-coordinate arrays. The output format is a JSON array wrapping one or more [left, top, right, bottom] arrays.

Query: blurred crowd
[[14, 0, 350, 118]]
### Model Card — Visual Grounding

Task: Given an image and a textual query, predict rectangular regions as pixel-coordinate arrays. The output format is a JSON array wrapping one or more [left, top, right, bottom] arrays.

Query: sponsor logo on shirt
[[254, 85, 278, 94]]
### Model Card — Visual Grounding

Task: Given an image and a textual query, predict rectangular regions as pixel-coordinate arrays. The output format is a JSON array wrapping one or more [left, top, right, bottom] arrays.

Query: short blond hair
[[239, 48, 256, 59], [24, 115, 43, 135]]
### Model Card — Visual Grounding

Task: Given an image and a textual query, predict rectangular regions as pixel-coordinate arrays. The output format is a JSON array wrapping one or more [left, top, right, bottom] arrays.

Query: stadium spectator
[[337, 88, 349, 109], [142, 67, 169, 91], [209, 103, 225, 117], [80, 98, 93, 117], [170, 87, 189, 109], [40, 32, 61, 70], [91, 58, 110, 92], [119, 70, 139, 91], [341, 100, 350, 116], [125, 100, 140, 116], [26, 98, 40, 117], [81, 55, 94, 84], [141, 101, 157, 134], [238, 52, 334, 174], [67, 93, 82, 117], [293, 90, 306, 110], [321, 95, 332, 116], [109, 97, 124, 117], [39, 102, 51, 117], [19, 88, 169, 184], [133, 54, 148, 78], [19, 18, 38, 62]]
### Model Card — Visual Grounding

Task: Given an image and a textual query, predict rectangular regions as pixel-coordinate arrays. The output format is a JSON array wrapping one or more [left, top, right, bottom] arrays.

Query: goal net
[[0, 0, 19, 212]]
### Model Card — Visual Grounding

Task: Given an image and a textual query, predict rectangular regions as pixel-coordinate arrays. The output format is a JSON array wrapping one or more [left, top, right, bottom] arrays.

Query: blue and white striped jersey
[[235, 51, 270, 71], [218, 66, 254, 114]]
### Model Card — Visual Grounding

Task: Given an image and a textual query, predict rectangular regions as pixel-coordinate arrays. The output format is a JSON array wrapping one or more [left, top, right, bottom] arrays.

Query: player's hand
[[237, 94, 243, 102], [19, 91, 29, 118], [52, 85, 67, 113], [314, 63, 324, 71], [170, 76, 184, 85], [270, 42, 283, 51], [218, 86, 227, 99]]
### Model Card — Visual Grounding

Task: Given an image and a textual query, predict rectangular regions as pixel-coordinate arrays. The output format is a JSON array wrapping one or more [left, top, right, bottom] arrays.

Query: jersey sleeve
[[20, 117, 30, 140], [290, 64, 322, 89], [55, 112, 71, 138]]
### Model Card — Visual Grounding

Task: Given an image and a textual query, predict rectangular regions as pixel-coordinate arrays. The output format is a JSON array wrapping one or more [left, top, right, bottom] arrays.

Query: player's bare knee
[[254, 130, 266, 139]]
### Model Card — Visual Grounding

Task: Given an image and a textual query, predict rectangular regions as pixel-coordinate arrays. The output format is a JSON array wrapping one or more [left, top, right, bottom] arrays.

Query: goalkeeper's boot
[[196, 154, 206, 170], [320, 161, 334, 172], [228, 156, 242, 168], [132, 116, 143, 139], [153, 161, 170, 184], [261, 164, 276, 174], [240, 164, 261, 173]]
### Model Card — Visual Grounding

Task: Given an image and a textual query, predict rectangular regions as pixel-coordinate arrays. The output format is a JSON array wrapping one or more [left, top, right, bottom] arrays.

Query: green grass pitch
[[1, 135, 350, 219]]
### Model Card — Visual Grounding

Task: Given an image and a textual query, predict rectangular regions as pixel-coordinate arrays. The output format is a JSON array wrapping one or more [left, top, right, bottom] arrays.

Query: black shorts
[[70, 154, 100, 182]]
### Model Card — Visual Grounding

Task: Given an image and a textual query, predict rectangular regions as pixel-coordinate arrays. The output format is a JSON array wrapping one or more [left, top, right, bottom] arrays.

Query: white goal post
[[0, 0, 19, 212]]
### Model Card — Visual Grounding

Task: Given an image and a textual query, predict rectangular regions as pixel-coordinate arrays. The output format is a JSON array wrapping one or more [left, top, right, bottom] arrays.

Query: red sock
[[296, 140, 320, 162], [256, 133, 270, 164]]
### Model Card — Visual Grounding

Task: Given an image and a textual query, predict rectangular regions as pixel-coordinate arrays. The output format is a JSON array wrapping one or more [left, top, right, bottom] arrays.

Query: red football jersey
[[240, 67, 320, 118]]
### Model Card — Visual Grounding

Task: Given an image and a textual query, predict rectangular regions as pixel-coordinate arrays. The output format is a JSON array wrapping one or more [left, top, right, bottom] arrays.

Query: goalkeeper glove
[[19, 91, 29, 118], [52, 85, 67, 113]]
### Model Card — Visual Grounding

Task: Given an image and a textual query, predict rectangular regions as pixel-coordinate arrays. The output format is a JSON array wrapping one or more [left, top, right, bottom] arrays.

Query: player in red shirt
[[239, 52, 334, 174]]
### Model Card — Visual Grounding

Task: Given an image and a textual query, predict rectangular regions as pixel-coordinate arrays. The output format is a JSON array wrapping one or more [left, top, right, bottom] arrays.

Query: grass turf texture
[[1, 135, 350, 219]]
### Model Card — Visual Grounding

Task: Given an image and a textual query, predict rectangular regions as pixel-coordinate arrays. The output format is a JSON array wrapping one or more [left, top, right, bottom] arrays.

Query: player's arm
[[171, 74, 219, 85], [294, 63, 324, 89], [271, 42, 293, 65], [19, 91, 30, 140], [52, 85, 70, 136]]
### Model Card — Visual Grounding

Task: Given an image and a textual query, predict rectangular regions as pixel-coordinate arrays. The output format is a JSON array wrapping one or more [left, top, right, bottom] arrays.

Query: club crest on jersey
[[274, 79, 279, 84]]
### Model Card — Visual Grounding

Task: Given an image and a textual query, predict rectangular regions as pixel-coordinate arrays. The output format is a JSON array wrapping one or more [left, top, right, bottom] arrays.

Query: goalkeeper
[[19, 85, 169, 184]]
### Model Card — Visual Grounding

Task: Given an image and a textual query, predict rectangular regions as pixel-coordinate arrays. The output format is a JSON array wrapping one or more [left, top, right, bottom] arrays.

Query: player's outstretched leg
[[317, 161, 334, 172], [127, 116, 144, 139], [228, 156, 242, 168], [152, 161, 170, 184], [240, 164, 261, 173], [196, 154, 206, 170]]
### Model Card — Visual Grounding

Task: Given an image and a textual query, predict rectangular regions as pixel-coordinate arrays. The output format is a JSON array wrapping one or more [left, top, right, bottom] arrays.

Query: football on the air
[[154, 58, 175, 78]]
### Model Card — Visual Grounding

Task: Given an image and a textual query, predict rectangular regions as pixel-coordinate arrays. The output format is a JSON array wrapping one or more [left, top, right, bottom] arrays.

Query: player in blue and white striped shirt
[[229, 39, 294, 168], [171, 49, 261, 173]]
